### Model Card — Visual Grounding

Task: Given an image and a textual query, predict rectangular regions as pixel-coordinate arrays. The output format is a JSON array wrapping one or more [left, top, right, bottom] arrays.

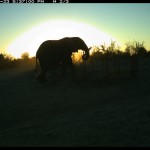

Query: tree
[[21, 52, 29, 61], [0, 53, 5, 61]]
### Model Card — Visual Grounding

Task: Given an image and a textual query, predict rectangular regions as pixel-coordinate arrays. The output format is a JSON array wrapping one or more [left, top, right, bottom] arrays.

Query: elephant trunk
[[82, 47, 91, 61]]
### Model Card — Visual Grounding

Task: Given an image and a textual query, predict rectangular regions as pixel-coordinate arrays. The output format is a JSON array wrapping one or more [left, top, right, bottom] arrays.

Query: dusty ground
[[0, 59, 150, 147]]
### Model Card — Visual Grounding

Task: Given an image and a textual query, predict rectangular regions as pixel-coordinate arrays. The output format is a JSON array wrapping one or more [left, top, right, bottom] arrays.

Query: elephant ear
[[67, 38, 83, 53], [65, 41, 77, 53]]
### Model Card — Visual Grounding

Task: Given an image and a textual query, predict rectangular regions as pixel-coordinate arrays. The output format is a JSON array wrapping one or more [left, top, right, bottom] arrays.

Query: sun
[[7, 20, 121, 58]]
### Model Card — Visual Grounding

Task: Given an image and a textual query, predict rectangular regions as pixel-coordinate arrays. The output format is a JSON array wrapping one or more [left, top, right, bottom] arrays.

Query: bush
[[125, 41, 148, 57]]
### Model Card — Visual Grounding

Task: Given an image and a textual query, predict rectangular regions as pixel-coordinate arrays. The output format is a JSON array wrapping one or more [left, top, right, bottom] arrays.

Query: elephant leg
[[68, 63, 76, 77], [37, 62, 48, 82], [61, 63, 67, 78], [68, 56, 76, 77], [62, 56, 76, 78], [37, 71, 47, 82], [51, 65, 58, 83]]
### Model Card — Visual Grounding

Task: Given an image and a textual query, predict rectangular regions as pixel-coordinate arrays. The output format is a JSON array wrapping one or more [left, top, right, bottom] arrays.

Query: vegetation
[[72, 41, 150, 80], [1, 40, 149, 79], [0, 52, 35, 70]]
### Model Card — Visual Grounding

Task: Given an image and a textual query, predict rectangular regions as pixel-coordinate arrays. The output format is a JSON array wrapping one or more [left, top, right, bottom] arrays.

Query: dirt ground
[[0, 58, 150, 147]]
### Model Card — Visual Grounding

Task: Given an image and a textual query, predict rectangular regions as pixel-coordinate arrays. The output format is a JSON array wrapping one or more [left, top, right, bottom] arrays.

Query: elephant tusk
[[88, 47, 92, 50]]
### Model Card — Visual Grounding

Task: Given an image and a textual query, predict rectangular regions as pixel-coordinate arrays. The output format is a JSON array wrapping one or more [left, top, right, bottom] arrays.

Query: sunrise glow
[[7, 20, 121, 58]]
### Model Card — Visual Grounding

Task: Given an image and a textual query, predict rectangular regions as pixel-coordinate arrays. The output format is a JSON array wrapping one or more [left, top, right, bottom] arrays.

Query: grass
[[0, 58, 150, 147]]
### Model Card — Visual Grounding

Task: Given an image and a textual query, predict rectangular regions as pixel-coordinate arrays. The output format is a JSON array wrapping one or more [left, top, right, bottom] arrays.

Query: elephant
[[36, 37, 91, 82]]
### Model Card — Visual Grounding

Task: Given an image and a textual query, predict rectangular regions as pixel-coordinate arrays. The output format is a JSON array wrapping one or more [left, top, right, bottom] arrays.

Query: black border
[[1, 0, 150, 3]]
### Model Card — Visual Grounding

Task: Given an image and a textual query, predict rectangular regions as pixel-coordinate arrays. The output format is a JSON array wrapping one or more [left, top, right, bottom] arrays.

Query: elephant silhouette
[[36, 37, 91, 82]]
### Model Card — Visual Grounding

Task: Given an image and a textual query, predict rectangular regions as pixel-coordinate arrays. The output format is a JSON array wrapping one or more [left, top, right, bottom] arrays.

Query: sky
[[0, 3, 150, 57]]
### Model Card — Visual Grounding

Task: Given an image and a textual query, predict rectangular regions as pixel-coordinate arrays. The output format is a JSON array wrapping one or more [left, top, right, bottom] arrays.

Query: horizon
[[0, 3, 150, 58]]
